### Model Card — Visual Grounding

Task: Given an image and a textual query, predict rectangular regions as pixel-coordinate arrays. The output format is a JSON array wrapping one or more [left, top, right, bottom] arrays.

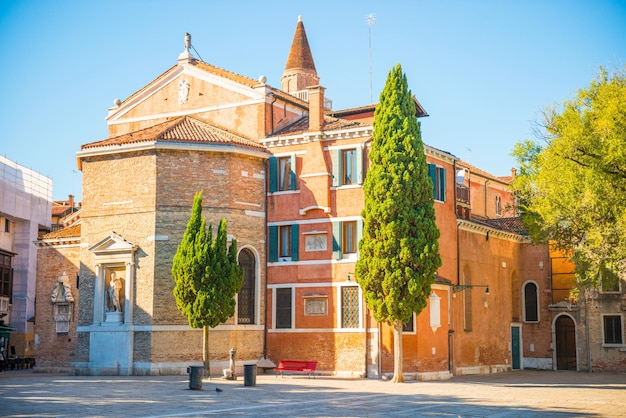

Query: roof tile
[[82, 116, 267, 152]]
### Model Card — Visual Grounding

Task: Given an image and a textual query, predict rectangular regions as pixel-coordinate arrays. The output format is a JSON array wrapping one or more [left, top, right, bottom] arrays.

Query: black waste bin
[[187, 366, 204, 390], [243, 364, 257, 386]]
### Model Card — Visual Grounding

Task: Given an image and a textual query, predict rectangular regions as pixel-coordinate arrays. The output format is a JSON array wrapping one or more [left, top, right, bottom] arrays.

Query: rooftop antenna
[[367, 13, 376, 104]]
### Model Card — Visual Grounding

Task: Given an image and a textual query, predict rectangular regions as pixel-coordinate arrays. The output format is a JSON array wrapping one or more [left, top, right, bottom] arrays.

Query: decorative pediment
[[105, 62, 266, 124], [89, 232, 137, 256]]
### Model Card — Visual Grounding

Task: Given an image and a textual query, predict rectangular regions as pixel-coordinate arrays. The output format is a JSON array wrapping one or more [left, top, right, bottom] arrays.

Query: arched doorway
[[555, 315, 576, 370]]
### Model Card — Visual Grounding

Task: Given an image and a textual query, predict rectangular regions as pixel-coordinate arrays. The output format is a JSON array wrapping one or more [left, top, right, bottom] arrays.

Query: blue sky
[[1, 0, 624, 201]]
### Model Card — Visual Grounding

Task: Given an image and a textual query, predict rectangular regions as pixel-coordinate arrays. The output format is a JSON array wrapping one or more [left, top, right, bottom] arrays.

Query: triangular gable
[[106, 60, 266, 125], [89, 232, 137, 256]]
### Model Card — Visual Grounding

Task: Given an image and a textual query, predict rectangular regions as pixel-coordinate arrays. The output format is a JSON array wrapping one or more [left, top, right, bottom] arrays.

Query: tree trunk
[[203, 325, 210, 378], [391, 320, 404, 383]]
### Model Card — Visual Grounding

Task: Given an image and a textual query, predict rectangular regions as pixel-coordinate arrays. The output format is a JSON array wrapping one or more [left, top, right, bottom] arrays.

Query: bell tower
[[280, 16, 319, 94]]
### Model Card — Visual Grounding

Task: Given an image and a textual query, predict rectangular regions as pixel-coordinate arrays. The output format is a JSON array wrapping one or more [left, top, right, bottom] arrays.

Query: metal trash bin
[[187, 366, 204, 390], [243, 364, 257, 386]]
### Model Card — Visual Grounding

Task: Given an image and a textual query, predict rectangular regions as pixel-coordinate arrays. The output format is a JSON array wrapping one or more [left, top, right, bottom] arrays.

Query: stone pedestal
[[105, 311, 123, 324]]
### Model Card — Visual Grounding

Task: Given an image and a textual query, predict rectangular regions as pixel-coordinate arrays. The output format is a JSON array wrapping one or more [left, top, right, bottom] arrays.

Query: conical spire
[[281, 16, 319, 94]]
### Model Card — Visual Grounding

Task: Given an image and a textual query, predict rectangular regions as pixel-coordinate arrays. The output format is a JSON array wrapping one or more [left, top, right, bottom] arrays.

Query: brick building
[[32, 17, 623, 376]]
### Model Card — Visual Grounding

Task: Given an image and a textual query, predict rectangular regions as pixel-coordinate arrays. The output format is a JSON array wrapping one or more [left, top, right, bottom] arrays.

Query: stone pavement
[[1, 369, 625, 417]]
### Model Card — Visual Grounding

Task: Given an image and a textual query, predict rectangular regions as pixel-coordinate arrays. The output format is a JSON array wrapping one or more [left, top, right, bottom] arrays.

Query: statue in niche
[[107, 271, 123, 312], [50, 272, 74, 303]]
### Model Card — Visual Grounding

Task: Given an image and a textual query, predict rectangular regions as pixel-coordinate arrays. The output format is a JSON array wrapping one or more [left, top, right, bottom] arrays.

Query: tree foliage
[[511, 67, 626, 289], [172, 191, 243, 372], [355, 64, 442, 382]]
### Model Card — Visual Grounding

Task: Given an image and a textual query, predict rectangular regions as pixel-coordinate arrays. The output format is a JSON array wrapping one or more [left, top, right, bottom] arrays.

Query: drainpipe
[[451, 160, 460, 374], [585, 289, 591, 373]]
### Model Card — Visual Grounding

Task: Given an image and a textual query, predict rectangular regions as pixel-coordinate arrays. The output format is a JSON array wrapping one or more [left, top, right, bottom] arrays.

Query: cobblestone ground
[[1, 369, 625, 417]]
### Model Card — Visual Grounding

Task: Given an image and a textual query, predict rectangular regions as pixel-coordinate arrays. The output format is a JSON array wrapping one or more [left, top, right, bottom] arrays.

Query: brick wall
[[34, 243, 80, 371]]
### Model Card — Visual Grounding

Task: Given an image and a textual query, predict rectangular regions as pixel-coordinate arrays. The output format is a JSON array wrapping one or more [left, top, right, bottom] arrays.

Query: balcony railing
[[456, 184, 470, 204]]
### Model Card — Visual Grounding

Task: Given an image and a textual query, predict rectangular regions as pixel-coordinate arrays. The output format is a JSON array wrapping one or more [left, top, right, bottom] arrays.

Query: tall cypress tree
[[172, 191, 243, 374], [355, 64, 441, 383]]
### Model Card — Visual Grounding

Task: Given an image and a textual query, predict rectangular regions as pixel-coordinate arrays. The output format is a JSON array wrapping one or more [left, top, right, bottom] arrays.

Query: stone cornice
[[457, 219, 529, 243]]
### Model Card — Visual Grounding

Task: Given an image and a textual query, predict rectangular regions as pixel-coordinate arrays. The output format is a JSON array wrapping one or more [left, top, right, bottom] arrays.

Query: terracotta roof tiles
[[82, 116, 267, 152], [271, 115, 368, 136], [41, 224, 81, 240]]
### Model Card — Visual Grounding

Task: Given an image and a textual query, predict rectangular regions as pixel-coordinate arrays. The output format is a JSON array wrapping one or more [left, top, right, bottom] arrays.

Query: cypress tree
[[172, 191, 243, 374], [355, 64, 441, 383]]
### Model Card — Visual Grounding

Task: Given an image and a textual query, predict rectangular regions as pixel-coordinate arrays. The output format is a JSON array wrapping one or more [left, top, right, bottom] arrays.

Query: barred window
[[341, 286, 359, 328], [276, 288, 292, 329]]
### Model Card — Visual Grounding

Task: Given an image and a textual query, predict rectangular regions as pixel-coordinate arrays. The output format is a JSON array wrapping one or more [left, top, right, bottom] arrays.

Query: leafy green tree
[[172, 191, 243, 374], [355, 64, 442, 383], [511, 67, 626, 292]]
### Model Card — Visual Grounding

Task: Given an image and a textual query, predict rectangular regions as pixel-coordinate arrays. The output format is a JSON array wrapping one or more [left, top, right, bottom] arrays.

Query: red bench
[[274, 360, 317, 378]]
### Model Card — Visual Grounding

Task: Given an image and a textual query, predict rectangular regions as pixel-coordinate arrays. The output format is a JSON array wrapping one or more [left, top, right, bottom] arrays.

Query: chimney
[[511, 167, 517, 178], [307, 85, 325, 132], [68, 194, 74, 208]]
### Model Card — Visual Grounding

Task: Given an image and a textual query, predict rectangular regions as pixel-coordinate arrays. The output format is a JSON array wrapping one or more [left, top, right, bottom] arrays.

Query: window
[[495, 195, 502, 216], [275, 288, 292, 329], [4, 219, 9, 233], [279, 225, 291, 258], [428, 164, 446, 201], [268, 225, 299, 261], [332, 220, 362, 259], [341, 286, 359, 328], [0, 252, 13, 301], [603, 315, 623, 345], [403, 315, 415, 332], [269, 155, 296, 192], [237, 249, 256, 324], [342, 149, 357, 185], [342, 221, 357, 254], [523, 282, 539, 322], [600, 265, 621, 293], [278, 156, 293, 191], [332, 147, 363, 187]]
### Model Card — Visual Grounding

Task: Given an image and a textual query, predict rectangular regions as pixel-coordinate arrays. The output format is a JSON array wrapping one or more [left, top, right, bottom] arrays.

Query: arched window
[[523, 282, 539, 322], [237, 248, 256, 324]]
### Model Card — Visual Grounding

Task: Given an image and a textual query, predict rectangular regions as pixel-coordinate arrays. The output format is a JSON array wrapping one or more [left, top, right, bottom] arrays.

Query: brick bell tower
[[280, 15, 319, 94]]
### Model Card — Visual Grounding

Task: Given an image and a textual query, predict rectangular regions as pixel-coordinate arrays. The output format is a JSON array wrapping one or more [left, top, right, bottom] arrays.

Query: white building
[[0, 155, 52, 357]]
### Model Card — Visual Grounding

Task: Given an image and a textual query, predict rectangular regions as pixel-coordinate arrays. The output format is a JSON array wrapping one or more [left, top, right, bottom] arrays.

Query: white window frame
[[601, 313, 624, 347]]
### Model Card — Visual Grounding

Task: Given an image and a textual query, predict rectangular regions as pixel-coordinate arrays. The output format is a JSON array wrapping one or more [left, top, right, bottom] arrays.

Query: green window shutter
[[439, 167, 446, 202], [269, 156, 278, 192], [356, 146, 364, 184], [291, 224, 299, 261], [289, 154, 297, 190], [428, 163, 436, 199], [332, 221, 342, 259], [269, 226, 278, 262], [331, 149, 341, 187]]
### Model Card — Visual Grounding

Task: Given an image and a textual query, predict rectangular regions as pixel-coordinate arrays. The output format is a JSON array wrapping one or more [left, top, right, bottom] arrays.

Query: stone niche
[[50, 272, 75, 334]]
